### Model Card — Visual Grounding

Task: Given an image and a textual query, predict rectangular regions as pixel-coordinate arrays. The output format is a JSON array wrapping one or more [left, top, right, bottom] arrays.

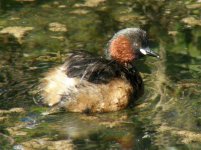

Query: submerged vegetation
[[0, 0, 201, 149]]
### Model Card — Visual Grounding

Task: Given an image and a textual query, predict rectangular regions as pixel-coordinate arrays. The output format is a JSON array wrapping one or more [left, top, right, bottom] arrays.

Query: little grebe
[[39, 28, 159, 113]]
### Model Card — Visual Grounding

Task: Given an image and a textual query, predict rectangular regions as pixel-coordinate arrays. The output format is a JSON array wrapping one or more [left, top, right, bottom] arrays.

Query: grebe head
[[106, 28, 159, 64]]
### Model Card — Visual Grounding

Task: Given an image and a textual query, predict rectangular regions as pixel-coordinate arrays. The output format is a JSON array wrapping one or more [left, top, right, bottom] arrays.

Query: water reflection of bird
[[39, 28, 159, 113]]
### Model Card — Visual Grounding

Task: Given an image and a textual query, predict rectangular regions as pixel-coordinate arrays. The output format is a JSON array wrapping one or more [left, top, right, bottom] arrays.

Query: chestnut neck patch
[[109, 35, 135, 64]]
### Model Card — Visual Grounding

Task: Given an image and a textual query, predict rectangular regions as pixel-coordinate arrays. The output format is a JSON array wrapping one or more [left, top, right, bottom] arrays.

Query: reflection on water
[[22, 111, 154, 149], [0, 0, 201, 149]]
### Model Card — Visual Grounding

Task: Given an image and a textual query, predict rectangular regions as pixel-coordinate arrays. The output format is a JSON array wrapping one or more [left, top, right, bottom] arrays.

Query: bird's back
[[64, 51, 122, 84]]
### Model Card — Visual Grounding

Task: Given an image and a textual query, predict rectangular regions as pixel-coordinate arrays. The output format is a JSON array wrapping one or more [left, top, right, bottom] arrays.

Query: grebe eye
[[133, 42, 141, 50], [134, 43, 138, 47]]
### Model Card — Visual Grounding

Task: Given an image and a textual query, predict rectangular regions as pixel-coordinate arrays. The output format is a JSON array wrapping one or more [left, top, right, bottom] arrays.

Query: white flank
[[42, 65, 77, 106]]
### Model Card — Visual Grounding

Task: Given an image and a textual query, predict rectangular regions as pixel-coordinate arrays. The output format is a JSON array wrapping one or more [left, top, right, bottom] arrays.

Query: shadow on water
[[0, 0, 201, 149]]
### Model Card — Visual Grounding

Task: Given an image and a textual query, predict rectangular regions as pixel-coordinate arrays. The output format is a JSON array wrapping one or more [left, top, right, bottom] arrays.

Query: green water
[[0, 0, 201, 149]]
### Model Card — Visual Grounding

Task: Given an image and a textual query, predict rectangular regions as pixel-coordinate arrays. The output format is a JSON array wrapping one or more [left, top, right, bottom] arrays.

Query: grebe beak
[[140, 47, 160, 58]]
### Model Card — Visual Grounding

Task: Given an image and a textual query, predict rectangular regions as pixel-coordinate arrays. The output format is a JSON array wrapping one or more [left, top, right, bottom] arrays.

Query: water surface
[[0, 0, 201, 149]]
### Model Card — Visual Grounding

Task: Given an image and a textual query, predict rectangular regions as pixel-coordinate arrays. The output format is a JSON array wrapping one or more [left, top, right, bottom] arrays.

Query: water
[[0, 0, 201, 149]]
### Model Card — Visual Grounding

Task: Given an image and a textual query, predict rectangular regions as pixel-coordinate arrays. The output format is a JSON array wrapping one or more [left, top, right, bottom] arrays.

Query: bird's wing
[[63, 50, 122, 84]]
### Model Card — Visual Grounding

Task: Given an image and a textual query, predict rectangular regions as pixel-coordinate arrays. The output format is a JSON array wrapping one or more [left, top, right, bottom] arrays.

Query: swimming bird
[[39, 28, 159, 113]]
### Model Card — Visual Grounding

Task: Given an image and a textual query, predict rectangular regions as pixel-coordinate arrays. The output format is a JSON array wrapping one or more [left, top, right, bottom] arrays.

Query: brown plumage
[[39, 28, 159, 113], [110, 35, 135, 63]]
